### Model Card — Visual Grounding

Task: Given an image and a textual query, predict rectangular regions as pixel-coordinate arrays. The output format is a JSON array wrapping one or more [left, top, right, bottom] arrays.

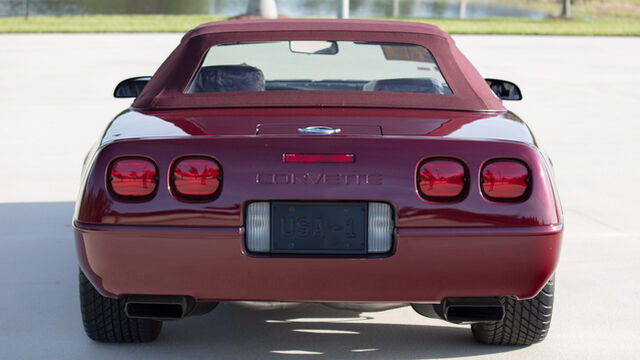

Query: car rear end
[[74, 19, 562, 345], [75, 123, 561, 303]]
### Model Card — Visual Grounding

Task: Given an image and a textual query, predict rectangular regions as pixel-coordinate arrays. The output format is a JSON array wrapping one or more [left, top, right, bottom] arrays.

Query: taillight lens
[[481, 160, 530, 201], [108, 158, 157, 197], [171, 157, 221, 198], [417, 158, 467, 201]]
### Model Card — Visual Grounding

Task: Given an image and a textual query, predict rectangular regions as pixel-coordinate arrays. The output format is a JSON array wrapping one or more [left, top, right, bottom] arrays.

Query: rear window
[[186, 41, 452, 95]]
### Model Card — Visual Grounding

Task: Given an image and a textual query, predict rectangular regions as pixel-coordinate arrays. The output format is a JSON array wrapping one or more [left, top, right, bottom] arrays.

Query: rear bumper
[[74, 222, 562, 302]]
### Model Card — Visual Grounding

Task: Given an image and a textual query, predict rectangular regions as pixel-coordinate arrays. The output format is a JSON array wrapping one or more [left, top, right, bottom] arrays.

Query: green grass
[[396, 17, 640, 36], [0, 14, 638, 36], [0, 15, 228, 33], [491, 0, 640, 19]]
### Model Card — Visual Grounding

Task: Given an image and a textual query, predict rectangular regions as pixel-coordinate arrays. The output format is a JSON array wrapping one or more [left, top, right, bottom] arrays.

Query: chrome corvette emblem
[[256, 172, 382, 185], [297, 126, 341, 135]]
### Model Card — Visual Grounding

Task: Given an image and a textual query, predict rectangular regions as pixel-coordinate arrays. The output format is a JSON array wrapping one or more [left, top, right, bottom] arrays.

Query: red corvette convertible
[[74, 19, 562, 345]]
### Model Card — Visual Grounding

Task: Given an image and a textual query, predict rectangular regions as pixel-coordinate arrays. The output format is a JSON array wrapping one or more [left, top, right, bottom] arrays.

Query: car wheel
[[79, 270, 162, 343], [471, 276, 555, 345]]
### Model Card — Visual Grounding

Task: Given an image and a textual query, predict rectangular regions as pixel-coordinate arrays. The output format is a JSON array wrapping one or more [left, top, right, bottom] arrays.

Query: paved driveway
[[0, 34, 639, 359]]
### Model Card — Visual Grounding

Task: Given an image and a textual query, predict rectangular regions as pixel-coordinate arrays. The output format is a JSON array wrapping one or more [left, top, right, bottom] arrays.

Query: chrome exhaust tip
[[443, 297, 504, 324], [124, 296, 192, 321]]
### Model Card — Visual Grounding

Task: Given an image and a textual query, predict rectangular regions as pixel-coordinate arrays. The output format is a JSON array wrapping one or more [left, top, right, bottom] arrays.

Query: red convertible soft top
[[133, 19, 504, 112]]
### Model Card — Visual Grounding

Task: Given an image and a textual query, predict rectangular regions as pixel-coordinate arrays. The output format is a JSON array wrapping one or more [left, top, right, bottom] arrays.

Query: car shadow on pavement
[[147, 303, 523, 359], [0, 202, 522, 359]]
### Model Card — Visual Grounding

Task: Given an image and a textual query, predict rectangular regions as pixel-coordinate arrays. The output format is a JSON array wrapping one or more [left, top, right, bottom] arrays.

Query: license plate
[[271, 202, 367, 254]]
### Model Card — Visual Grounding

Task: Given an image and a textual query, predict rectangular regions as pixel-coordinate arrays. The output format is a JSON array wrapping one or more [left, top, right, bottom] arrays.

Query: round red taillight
[[417, 158, 467, 201], [108, 158, 157, 197], [481, 160, 530, 201], [171, 157, 221, 198]]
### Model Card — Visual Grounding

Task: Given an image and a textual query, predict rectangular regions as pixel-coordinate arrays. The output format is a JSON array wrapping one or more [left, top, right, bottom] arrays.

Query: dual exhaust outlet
[[124, 295, 504, 324]]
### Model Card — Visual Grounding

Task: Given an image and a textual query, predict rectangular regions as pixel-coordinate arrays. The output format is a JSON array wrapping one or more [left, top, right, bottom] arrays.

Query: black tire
[[79, 270, 162, 343], [471, 276, 555, 345]]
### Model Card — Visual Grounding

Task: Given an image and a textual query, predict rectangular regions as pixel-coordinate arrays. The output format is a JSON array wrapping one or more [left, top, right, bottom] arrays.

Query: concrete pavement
[[1, 34, 639, 359]]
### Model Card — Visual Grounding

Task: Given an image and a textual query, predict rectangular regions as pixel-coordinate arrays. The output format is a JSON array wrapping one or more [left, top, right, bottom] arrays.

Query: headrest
[[363, 78, 444, 94], [190, 65, 265, 93]]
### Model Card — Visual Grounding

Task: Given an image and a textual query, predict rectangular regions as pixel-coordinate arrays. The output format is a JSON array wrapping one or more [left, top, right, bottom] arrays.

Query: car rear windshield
[[186, 41, 452, 95]]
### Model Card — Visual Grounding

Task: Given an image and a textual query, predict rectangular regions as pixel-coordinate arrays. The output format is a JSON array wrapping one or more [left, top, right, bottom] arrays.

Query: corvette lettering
[[256, 173, 382, 185]]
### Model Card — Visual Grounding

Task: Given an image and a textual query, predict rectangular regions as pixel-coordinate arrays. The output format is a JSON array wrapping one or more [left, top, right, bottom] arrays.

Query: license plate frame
[[270, 202, 368, 254]]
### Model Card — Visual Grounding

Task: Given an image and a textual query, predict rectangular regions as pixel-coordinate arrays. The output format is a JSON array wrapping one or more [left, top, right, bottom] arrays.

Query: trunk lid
[[103, 107, 535, 146]]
